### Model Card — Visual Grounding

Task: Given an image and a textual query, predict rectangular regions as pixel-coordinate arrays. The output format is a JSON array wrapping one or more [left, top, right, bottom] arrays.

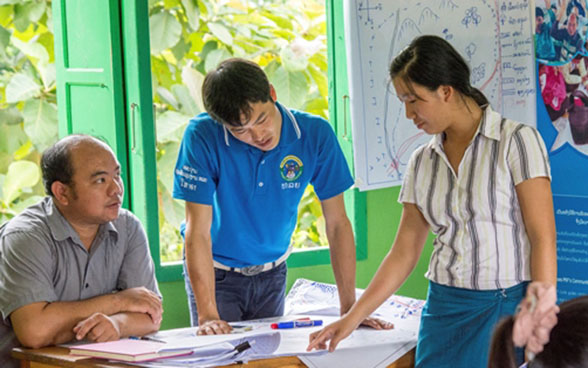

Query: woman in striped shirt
[[307, 35, 557, 367]]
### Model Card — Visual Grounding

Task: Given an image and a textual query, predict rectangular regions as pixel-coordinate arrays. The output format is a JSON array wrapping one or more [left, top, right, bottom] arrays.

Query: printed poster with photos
[[534, 0, 588, 301]]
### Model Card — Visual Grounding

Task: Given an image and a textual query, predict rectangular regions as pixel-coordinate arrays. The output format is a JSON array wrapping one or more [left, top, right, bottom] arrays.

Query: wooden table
[[13, 346, 415, 368]]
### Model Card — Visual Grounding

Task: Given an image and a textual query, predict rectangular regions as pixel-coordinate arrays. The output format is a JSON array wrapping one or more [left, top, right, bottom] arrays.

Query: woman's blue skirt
[[415, 281, 528, 368]]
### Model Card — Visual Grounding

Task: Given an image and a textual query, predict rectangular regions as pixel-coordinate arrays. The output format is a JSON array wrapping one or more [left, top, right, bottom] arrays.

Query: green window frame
[[290, 0, 367, 268], [53, 0, 366, 282]]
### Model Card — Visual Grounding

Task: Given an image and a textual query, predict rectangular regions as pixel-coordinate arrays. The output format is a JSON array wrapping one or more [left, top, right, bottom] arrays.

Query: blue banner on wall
[[536, 60, 588, 302]]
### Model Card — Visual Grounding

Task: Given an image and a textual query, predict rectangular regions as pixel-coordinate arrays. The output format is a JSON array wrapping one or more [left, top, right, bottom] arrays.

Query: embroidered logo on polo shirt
[[280, 155, 303, 182]]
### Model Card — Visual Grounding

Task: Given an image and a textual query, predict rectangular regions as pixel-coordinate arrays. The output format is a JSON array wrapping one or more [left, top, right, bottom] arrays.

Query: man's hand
[[359, 316, 394, 330], [73, 313, 121, 342], [197, 319, 232, 335], [116, 287, 163, 324]]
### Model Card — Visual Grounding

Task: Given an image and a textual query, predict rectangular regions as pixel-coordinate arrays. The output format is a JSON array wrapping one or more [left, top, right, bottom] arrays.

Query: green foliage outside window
[[0, 0, 329, 261], [0, 0, 57, 225], [151, 0, 330, 263]]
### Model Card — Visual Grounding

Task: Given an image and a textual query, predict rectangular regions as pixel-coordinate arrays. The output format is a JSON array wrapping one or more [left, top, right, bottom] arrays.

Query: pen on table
[[271, 319, 323, 329], [233, 341, 253, 354], [129, 335, 166, 343], [208, 340, 254, 364]]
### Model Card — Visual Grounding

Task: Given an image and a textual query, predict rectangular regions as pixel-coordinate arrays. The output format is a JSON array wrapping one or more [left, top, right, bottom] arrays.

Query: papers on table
[[70, 278, 424, 367], [285, 278, 425, 331], [130, 313, 417, 368], [285, 278, 425, 368], [128, 333, 283, 367], [127, 317, 324, 367], [300, 341, 415, 368]]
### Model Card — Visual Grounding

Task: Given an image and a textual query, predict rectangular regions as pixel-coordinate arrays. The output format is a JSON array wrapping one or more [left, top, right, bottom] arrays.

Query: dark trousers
[[183, 261, 287, 326]]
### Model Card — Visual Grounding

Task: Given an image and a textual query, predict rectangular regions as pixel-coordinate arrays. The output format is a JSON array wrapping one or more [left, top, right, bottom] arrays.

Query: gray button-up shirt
[[0, 197, 160, 367]]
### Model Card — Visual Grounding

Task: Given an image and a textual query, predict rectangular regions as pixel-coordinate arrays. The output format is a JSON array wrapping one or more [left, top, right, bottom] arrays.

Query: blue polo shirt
[[173, 102, 353, 268]]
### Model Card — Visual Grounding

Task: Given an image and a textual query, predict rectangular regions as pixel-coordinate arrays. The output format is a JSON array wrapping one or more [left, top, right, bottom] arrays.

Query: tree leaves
[[181, 65, 205, 113], [204, 48, 231, 72], [5, 73, 41, 103], [0, 25, 10, 55], [180, 0, 200, 30], [11, 35, 49, 64], [0, 2, 61, 222], [0, 107, 22, 125], [22, 99, 58, 151], [207, 22, 233, 46], [267, 65, 308, 110], [0, 123, 28, 157], [13, 0, 46, 32], [149, 10, 182, 53], [3, 160, 40, 204], [156, 110, 190, 143]]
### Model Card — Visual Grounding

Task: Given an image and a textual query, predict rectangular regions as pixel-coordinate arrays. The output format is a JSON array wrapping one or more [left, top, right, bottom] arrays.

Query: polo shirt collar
[[275, 102, 302, 147], [45, 197, 119, 243], [221, 101, 301, 148]]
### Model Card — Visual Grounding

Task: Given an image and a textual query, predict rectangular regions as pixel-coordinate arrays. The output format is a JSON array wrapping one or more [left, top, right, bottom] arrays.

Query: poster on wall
[[344, 0, 537, 191], [534, 0, 588, 302]]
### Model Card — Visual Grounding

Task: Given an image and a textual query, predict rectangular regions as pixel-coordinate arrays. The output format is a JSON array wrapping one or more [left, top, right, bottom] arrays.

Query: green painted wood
[[327, 0, 367, 261], [119, 0, 164, 280], [52, 0, 130, 208], [364, 187, 434, 300], [159, 280, 191, 329], [287, 247, 331, 267], [53, 0, 168, 280]]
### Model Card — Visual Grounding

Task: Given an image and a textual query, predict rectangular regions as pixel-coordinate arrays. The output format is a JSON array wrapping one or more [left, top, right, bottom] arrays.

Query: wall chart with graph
[[344, 0, 536, 191]]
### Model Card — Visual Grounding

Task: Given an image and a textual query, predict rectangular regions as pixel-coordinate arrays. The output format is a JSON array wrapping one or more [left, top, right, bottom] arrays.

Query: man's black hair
[[40, 134, 106, 197], [201, 58, 273, 126]]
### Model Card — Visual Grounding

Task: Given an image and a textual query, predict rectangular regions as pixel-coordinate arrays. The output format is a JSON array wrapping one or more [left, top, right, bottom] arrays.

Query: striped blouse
[[398, 106, 551, 290]]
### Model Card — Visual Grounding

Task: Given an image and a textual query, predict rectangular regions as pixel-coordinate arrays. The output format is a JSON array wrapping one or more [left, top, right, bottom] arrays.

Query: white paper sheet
[[131, 279, 423, 367], [285, 278, 424, 368]]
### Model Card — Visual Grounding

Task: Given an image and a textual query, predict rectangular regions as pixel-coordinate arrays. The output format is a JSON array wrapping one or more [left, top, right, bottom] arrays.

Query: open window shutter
[[327, 0, 367, 259], [119, 1, 166, 278], [53, 0, 162, 272], [52, 0, 129, 201]]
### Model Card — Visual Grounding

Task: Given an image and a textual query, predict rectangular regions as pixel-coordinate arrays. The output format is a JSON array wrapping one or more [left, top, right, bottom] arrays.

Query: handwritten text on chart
[[346, 0, 537, 191]]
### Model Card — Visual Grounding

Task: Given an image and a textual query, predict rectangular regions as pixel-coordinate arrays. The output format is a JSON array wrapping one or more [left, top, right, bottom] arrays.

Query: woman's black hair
[[389, 35, 488, 106], [488, 295, 588, 368]]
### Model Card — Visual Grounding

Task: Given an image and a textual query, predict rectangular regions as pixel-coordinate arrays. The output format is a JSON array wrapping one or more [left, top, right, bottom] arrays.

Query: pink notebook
[[69, 339, 192, 362]]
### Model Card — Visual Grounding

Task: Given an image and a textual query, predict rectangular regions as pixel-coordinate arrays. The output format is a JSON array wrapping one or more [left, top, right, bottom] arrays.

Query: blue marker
[[271, 319, 323, 329]]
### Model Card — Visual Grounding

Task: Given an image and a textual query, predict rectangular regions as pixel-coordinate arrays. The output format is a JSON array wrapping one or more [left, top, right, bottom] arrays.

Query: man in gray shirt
[[0, 135, 162, 367]]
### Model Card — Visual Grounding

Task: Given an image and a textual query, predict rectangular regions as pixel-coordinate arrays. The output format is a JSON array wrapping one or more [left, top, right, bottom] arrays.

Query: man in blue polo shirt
[[173, 58, 383, 335]]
